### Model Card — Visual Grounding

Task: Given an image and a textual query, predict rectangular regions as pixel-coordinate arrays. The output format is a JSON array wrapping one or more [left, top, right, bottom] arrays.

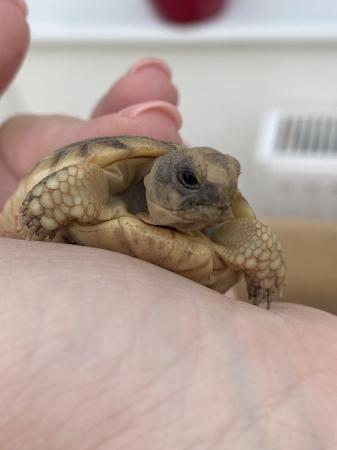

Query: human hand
[[0, 239, 337, 450]]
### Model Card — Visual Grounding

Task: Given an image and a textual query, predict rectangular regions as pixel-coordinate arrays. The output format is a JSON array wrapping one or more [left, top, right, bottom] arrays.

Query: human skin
[[0, 1, 337, 449]]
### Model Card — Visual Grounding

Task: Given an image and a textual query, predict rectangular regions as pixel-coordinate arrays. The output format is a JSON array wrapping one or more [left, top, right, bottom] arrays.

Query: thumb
[[0, 0, 29, 95]]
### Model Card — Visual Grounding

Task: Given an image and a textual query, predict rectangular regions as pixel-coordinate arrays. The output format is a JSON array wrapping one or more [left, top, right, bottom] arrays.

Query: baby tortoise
[[0, 136, 285, 307]]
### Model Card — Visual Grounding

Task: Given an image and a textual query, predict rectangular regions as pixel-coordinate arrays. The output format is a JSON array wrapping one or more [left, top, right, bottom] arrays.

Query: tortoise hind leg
[[19, 162, 114, 241]]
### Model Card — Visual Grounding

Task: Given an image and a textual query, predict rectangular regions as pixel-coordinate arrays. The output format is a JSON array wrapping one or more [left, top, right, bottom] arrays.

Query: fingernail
[[118, 101, 182, 129], [128, 58, 172, 79], [4, 0, 28, 17]]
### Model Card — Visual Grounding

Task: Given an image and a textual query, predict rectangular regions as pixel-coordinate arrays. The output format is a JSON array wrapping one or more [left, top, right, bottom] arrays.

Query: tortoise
[[0, 136, 285, 307]]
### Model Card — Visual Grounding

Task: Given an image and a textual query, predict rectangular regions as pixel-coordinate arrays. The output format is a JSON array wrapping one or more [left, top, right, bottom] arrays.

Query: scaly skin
[[19, 163, 110, 241], [213, 218, 285, 307]]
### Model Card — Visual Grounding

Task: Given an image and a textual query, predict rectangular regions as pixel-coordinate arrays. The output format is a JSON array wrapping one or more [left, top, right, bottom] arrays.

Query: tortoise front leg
[[19, 163, 115, 241], [212, 218, 286, 308]]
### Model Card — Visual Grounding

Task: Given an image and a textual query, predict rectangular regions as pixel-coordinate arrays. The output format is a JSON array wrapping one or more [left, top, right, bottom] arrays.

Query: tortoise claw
[[19, 185, 59, 241], [247, 283, 273, 309], [19, 214, 55, 241]]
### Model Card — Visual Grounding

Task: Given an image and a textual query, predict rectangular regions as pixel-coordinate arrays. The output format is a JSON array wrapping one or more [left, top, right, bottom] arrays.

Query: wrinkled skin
[[0, 2, 337, 449]]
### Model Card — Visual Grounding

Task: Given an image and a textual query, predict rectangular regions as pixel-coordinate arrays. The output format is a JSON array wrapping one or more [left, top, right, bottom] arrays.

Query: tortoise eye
[[177, 170, 200, 189]]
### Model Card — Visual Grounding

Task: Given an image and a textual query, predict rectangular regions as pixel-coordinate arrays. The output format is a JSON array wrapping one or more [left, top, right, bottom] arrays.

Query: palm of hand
[[1, 241, 336, 449]]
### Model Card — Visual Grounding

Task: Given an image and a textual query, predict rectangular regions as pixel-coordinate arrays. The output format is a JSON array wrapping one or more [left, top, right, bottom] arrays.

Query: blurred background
[[1, 0, 336, 311]]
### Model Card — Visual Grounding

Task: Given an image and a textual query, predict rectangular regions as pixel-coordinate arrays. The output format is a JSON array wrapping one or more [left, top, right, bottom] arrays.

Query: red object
[[149, 0, 228, 23]]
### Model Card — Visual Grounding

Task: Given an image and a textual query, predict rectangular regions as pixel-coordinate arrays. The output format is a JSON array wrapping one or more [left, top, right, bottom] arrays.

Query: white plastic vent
[[255, 107, 337, 220], [275, 115, 337, 155]]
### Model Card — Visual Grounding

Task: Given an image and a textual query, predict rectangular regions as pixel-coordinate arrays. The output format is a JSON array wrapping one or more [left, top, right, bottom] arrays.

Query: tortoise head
[[143, 147, 241, 231]]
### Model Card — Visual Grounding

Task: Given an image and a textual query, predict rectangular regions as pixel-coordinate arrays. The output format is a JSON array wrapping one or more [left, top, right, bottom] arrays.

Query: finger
[[91, 58, 179, 118], [0, 114, 80, 206], [0, 0, 29, 94], [0, 101, 182, 180]]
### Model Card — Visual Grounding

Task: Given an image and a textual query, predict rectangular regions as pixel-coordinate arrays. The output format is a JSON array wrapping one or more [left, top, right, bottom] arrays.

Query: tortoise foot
[[213, 218, 286, 307], [20, 212, 56, 241], [19, 164, 90, 240], [247, 283, 273, 309]]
